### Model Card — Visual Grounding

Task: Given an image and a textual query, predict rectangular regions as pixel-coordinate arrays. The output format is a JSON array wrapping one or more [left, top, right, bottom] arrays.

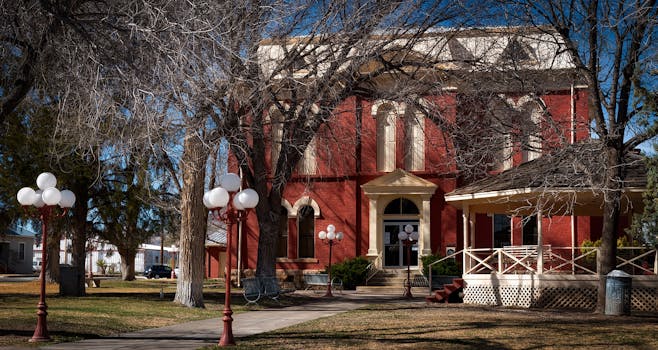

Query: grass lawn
[[3, 280, 658, 349], [207, 302, 658, 350], [0, 278, 248, 347]]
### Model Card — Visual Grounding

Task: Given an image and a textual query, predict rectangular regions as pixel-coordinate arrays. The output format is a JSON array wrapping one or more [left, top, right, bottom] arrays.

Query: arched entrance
[[383, 198, 420, 268], [361, 169, 437, 269]]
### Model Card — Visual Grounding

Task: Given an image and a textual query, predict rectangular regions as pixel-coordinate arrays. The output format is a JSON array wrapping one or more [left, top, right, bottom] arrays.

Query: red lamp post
[[398, 224, 419, 299], [318, 224, 343, 297], [17, 172, 76, 342], [203, 173, 259, 347]]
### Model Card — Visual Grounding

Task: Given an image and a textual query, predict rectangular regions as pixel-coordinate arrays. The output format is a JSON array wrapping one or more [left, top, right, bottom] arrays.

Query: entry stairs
[[356, 269, 428, 295], [425, 277, 464, 303]]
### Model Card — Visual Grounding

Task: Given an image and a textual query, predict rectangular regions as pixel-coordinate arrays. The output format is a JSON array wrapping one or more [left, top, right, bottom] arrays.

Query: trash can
[[605, 269, 632, 316], [60, 265, 79, 296]]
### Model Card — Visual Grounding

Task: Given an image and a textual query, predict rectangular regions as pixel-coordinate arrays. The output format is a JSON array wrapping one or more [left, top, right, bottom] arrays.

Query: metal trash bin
[[605, 270, 632, 316]]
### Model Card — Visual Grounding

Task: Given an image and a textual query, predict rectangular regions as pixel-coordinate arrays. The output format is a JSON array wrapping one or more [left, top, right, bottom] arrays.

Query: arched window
[[404, 107, 425, 171], [375, 103, 397, 172], [269, 107, 285, 171], [276, 206, 289, 258], [384, 198, 419, 215], [298, 205, 315, 258]]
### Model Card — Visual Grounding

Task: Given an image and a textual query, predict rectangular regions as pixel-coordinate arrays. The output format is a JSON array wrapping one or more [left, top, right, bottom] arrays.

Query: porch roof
[[445, 140, 647, 216]]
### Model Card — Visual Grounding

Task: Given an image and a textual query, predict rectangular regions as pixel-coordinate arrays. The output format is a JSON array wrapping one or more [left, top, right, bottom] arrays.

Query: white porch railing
[[462, 246, 657, 276]]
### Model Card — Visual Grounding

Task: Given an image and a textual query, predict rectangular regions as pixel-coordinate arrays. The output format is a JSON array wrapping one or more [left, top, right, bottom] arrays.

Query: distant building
[[0, 226, 35, 274]]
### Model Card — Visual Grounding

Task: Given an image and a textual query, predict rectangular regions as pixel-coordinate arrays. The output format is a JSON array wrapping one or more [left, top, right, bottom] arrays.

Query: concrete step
[[356, 285, 429, 295]]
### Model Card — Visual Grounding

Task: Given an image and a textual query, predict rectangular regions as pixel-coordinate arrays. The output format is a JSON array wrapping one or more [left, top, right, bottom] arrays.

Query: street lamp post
[[16, 172, 76, 342], [317, 224, 343, 297], [203, 173, 259, 347], [398, 224, 419, 299]]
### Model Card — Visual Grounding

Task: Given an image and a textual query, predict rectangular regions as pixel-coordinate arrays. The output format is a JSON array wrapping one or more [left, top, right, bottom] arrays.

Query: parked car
[[144, 265, 172, 279]]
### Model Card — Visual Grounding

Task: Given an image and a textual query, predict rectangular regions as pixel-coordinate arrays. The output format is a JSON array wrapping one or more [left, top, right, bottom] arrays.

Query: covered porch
[[441, 141, 658, 311]]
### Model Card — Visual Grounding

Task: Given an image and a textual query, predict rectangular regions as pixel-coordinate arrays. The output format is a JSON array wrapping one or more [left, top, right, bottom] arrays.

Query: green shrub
[[327, 256, 370, 290], [421, 254, 461, 277]]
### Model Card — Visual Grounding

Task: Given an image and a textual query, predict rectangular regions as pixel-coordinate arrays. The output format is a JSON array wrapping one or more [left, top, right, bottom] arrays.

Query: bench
[[303, 274, 343, 293], [241, 277, 295, 305], [85, 278, 101, 288]]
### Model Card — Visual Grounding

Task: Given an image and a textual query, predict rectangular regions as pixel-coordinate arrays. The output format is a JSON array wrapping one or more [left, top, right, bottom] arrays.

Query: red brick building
[[206, 29, 652, 311]]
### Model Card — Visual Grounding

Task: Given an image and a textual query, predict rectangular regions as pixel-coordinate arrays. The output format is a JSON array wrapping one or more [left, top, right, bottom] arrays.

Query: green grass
[[0, 279, 243, 347]]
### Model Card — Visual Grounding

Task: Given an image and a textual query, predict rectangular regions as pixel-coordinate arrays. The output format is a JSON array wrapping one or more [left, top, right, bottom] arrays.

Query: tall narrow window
[[404, 109, 425, 171], [376, 104, 396, 172], [493, 215, 511, 248], [277, 207, 289, 258], [18, 243, 25, 260], [522, 216, 538, 245], [270, 108, 284, 172], [521, 106, 542, 162], [298, 205, 315, 258], [298, 136, 317, 175]]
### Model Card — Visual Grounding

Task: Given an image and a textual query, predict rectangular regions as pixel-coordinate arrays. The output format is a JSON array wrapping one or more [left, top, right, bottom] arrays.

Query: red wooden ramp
[[425, 278, 464, 303]]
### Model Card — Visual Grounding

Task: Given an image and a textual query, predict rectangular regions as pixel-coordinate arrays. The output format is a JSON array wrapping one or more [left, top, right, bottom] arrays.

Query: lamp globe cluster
[[203, 173, 259, 210], [17, 172, 76, 209], [399, 224, 419, 241], [318, 224, 344, 241]]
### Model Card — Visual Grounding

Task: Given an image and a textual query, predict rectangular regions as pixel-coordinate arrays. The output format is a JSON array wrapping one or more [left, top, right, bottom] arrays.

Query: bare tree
[[496, 0, 658, 311]]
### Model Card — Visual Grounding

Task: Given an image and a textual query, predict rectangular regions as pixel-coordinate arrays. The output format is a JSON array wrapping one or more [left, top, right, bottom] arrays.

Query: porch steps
[[356, 269, 427, 295], [425, 278, 464, 303]]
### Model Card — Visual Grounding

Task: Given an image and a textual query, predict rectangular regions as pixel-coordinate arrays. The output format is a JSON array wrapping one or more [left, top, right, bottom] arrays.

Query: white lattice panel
[[464, 285, 657, 312], [632, 288, 658, 312]]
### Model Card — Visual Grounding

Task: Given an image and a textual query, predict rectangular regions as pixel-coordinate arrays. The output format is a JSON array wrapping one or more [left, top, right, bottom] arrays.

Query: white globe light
[[42, 187, 61, 206], [36, 172, 57, 190], [336, 232, 344, 241], [208, 187, 229, 208], [219, 173, 241, 192], [318, 231, 327, 240], [236, 188, 259, 209], [410, 231, 420, 241], [17, 187, 37, 206], [203, 191, 213, 208], [33, 190, 45, 208], [327, 224, 335, 234], [59, 190, 76, 208], [232, 194, 245, 210], [327, 231, 336, 240], [404, 225, 414, 234], [398, 232, 407, 241]]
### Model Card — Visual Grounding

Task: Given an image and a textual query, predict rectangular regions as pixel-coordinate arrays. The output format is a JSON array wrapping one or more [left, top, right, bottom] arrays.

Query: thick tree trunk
[[174, 130, 208, 308], [119, 247, 137, 281], [596, 144, 623, 313], [46, 230, 60, 283], [255, 211, 280, 277], [70, 194, 88, 296]]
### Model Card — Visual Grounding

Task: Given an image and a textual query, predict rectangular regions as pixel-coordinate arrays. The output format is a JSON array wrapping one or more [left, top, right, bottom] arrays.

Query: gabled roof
[[445, 140, 647, 215], [361, 168, 438, 195]]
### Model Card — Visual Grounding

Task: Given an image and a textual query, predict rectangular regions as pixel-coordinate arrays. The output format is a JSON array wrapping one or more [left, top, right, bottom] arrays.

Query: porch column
[[420, 195, 432, 256], [537, 209, 544, 274], [462, 205, 470, 273], [367, 196, 380, 263]]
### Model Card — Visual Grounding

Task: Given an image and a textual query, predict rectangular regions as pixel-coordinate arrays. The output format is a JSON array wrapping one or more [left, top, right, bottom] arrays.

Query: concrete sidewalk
[[39, 293, 400, 350]]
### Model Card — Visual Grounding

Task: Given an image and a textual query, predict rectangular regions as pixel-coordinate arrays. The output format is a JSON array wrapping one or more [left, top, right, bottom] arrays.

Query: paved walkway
[[38, 293, 403, 350]]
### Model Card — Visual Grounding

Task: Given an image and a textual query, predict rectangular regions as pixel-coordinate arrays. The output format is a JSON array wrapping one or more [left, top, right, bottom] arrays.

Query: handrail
[[427, 249, 463, 295], [364, 252, 382, 285]]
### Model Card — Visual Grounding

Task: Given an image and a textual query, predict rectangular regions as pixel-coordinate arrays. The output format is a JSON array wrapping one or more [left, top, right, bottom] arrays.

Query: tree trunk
[[255, 213, 279, 277], [174, 129, 208, 308], [596, 144, 623, 313], [46, 228, 60, 283], [119, 250, 136, 281], [69, 191, 88, 296]]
